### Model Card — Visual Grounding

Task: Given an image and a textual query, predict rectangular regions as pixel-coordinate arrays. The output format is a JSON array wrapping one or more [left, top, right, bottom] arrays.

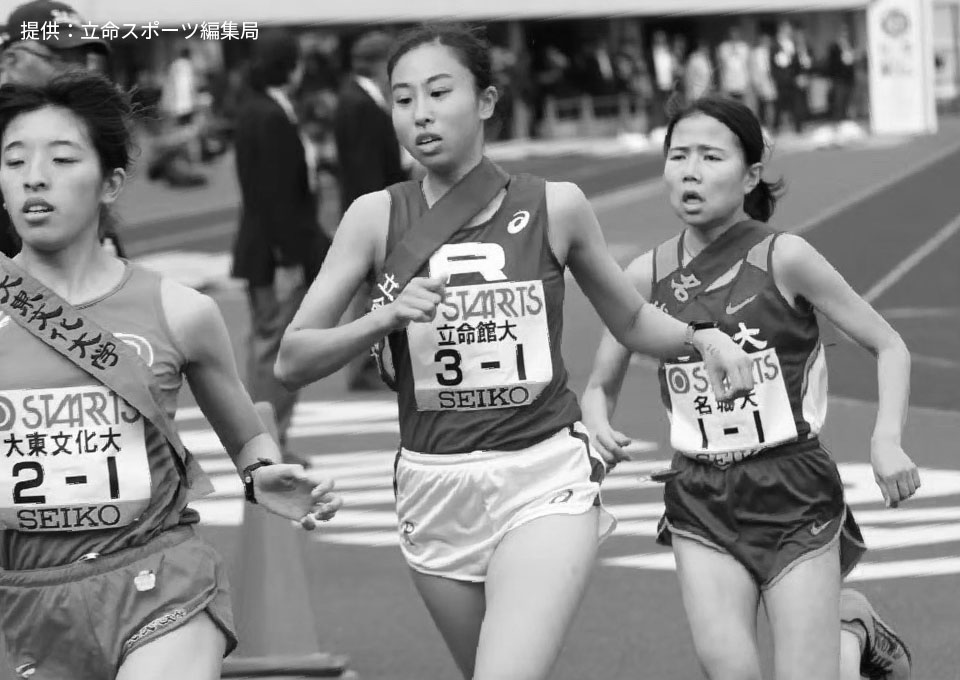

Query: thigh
[[472, 510, 599, 680], [762, 545, 841, 680], [410, 570, 486, 680], [116, 611, 225, 680], [672, 536, 763, 680]]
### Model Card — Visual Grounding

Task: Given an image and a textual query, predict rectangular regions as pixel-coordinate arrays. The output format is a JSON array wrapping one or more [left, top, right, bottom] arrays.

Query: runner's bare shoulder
[[336, 190, 392, 270], [157, 277, 226, 363], [544, 181, 590, 221], [543, 181, 592, 263]]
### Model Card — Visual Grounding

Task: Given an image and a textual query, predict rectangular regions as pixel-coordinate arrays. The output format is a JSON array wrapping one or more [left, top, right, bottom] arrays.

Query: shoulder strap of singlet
[[0, 254, 214, 500], [745, 232, 778, 272], [654, 234, 682, 284]]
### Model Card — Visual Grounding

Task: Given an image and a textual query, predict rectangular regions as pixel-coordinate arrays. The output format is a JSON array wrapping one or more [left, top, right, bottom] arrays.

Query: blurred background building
[[37, 0, 955, 141]]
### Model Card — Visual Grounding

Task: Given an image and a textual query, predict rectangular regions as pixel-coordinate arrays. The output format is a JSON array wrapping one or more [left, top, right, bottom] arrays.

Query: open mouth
[[415, 133, 442, 149], [22, 198, 54, 219], [681, 190, 704, 204]]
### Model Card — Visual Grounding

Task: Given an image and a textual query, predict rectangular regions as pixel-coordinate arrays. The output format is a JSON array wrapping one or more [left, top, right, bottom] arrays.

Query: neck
[[13, 234, 123, 304], [421, 143, 485, 207], [683, 210, 749, 257]]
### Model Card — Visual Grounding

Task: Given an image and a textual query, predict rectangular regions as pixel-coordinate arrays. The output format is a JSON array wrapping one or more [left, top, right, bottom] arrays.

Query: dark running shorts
[[0, 525, 236, 680], [656, 439, 866, 588]]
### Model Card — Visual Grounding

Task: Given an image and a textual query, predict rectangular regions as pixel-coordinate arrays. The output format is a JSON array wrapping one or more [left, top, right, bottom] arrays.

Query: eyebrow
[[2, 139, 84, 153], [391, 73, 454, 90], [667, 144, 728, 153]]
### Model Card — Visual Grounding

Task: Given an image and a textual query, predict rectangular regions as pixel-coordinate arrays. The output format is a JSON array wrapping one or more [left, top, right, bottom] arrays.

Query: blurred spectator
[[649, 30, 679, 128], [684, 41, 713, 102], [532, 45, 573, 136], [162, 48, 199, 125], [795, 28, 814, 123], [750, 33, 777, 129], [771, 20, 805, 134], [147, 47, 208, 187], [490, 44, 519, 139], [574, 36, 620, 97], [615, 38, 654, 125], [232, 30, 331, 452], [827, 24, 857, 122], [672, 33, 689, 95], [717, 26, 751, 102], [333, 30, 407, 391]]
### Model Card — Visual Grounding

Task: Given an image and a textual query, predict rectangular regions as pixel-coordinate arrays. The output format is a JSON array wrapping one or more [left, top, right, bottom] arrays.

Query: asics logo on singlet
[[506, 210, 531, 234], [671, 273, 700, 302]]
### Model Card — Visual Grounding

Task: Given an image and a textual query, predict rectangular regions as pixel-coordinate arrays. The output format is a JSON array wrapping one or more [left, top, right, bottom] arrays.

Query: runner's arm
[[161, 279, 279, 473], [549, 181, 751, 389], [165, 279, 342, 525], [275, 191, 396, 389], [580, 253, 656, 466], [772, 234, 911, 446], [772, 234, 920, 505], [581, 252, 654, 426]]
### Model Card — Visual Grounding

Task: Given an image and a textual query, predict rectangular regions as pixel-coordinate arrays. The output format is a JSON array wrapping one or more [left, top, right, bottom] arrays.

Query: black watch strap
[[242, 458, 275, 504], [684, 321, 719, 348]]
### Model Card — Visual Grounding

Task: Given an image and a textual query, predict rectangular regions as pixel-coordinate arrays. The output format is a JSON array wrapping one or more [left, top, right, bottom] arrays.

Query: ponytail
[[743, 177, 785, 223]]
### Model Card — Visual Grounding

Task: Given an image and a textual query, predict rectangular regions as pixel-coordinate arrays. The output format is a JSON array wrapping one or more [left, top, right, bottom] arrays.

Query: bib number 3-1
[[407, 280, 554, 411]]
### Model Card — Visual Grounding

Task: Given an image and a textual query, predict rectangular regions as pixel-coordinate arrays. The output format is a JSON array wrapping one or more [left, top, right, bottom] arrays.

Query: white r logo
[[430, 243, 507, 282]]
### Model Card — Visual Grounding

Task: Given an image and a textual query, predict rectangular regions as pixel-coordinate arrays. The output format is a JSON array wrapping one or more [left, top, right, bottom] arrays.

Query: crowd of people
[[0, 2, 923, 680], [529, 19, 866, 137]]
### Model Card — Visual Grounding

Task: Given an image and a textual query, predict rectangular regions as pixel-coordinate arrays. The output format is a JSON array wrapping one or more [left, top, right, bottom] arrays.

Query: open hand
[[253, 464, 342, 530], [693, 328, 755, 401]]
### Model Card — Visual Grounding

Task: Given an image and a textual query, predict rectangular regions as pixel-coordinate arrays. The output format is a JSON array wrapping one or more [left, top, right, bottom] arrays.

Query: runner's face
[[0, 106, 122, 252], [390, 42, 495, 173], [664, 113, 758, 231]]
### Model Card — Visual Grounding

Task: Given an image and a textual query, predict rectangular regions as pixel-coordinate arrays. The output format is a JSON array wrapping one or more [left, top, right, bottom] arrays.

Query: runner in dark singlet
[[276, 24, 755, 680], [582, 94, 916, 680]]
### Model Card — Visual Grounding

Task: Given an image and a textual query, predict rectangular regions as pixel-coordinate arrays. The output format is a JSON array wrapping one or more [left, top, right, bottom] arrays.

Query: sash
[[662, 221, 772, 316], [0, 254, 215, 502], [369, 157, 510, 390]]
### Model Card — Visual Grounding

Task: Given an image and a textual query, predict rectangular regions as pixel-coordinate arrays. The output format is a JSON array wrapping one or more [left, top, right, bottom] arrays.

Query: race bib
[[0, 385, 152, 532], [407, 280, 553, 411], [665, 348, 798, 463]]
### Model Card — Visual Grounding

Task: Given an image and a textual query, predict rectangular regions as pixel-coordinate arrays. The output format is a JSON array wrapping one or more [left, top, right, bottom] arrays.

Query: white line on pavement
[[863, 210, 960, 303]]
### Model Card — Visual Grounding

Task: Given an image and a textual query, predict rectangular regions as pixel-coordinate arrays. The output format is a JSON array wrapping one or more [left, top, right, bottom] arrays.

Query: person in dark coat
[[333, 31, 408, 390], [231, 30, 330, 454]]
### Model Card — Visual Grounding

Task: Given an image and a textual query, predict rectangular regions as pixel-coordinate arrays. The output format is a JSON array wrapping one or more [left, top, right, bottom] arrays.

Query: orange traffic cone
[[220, 402, 356, 679]]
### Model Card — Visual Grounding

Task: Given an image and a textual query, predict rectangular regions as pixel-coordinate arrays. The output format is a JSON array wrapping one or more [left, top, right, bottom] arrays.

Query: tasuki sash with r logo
[[369, 157, 510, 390]]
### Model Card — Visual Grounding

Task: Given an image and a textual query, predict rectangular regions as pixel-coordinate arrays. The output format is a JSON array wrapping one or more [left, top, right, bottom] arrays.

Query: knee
[[693, 644, 761, 680]]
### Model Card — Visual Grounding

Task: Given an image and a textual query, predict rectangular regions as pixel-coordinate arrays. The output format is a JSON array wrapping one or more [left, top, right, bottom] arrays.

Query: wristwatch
[[242, 458, 275, 504], [684, 321, 719, 348]]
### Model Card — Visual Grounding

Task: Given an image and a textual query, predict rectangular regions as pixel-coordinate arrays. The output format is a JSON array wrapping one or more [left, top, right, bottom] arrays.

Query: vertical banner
[[867, 0, 939, 134]]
